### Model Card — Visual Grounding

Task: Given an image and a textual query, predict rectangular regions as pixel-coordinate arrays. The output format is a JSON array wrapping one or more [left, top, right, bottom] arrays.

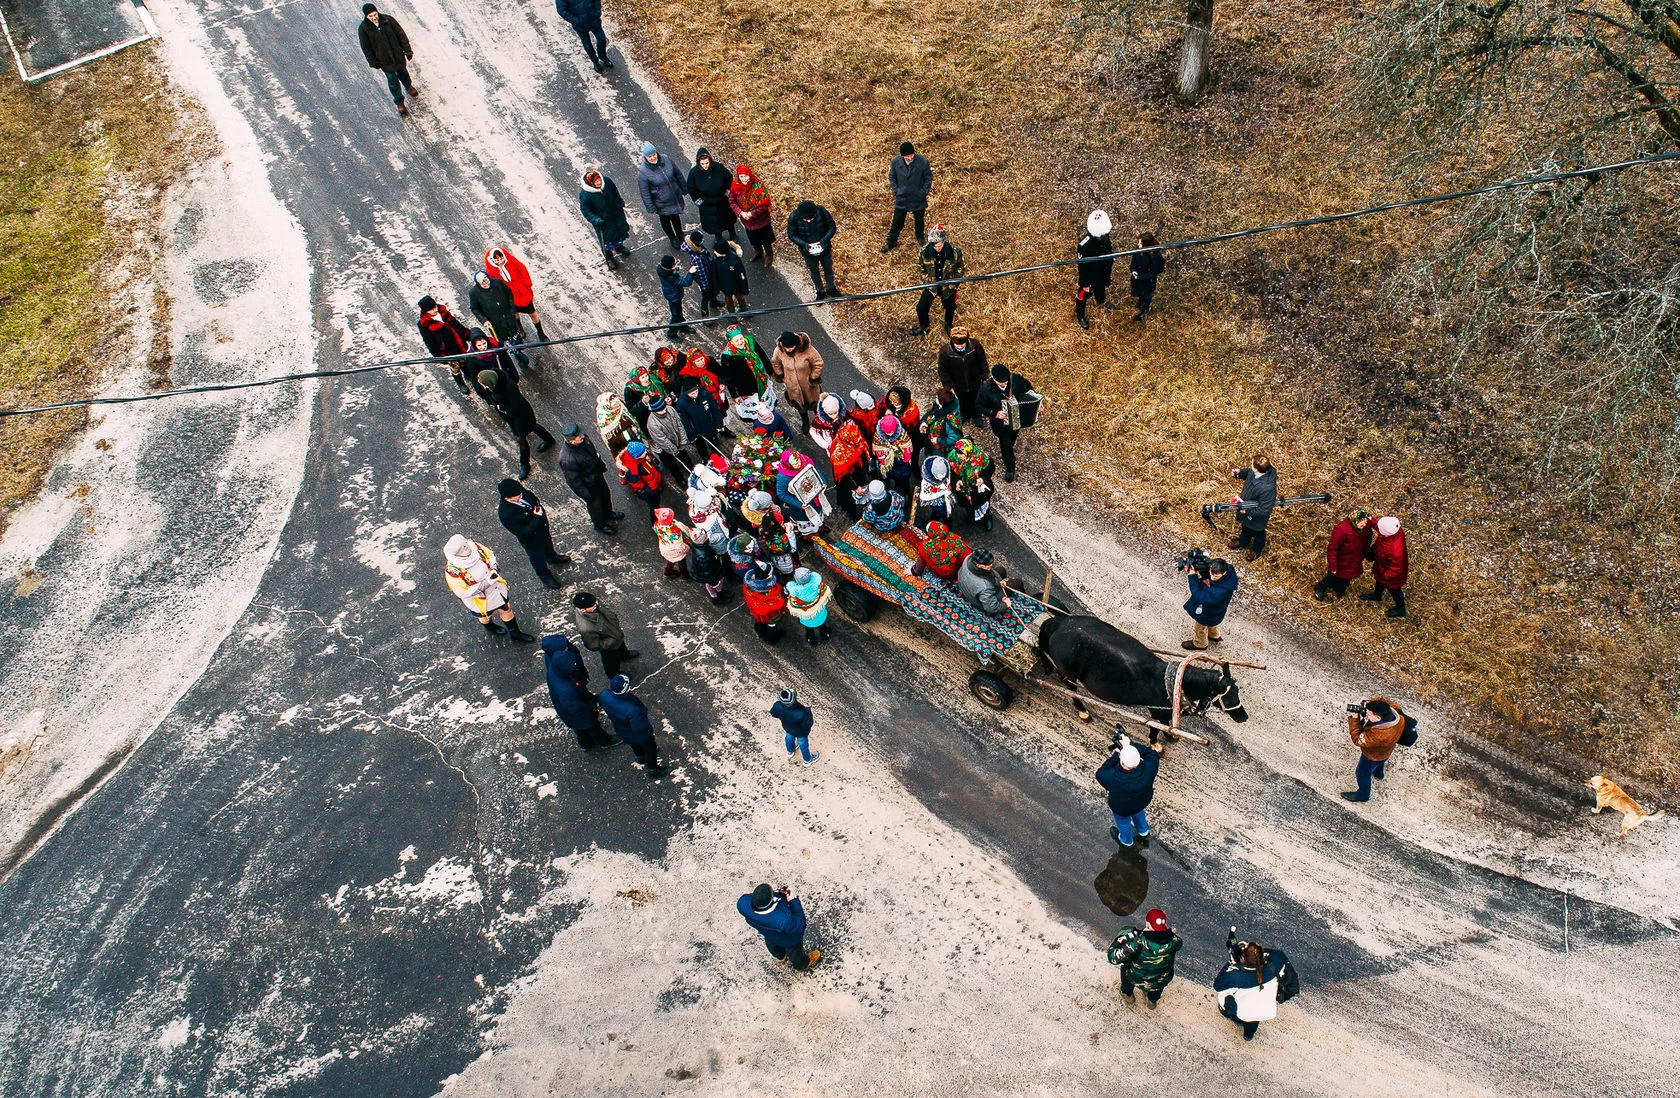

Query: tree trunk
[[1176, 0, 1214, 103]]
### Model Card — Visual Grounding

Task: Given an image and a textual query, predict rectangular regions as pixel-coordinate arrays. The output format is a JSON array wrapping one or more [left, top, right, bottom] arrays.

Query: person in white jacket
[[443, 534, 535, 642], [1213, 938, 1298, 1041]]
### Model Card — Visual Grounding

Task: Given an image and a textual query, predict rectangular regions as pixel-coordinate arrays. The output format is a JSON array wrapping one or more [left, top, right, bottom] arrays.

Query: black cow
[[1037, 615, 1248, 734]]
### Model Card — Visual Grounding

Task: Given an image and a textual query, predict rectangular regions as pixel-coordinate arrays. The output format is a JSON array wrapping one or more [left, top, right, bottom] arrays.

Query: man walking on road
[[1342, 697, 1407, 802], [787, 200, 839, 301], [357, 4, 417, 115], [541, 633, 617, 750], [770, 688, 819, 766], [1108, 908, 1183, 1006], [554, 0, 612, 73], [738, 883, 821, 970], [598, 675, 665, 776], [881, 141, 932, 252], [559, 423, 623, 534], [497, 479, 572, 589], [572, 590, 640, 678], [1096, 734, 1159, 847]]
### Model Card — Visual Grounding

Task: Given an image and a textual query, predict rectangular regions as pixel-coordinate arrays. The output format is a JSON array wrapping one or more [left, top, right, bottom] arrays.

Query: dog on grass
[[1587, 775, 1665, 837]]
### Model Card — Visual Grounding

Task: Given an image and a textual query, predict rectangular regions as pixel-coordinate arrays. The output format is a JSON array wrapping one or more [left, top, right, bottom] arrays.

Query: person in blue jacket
[[737, 882, 821, 970], [541, 634, 617, 751], [770, 687, 818, 765], [1096, 733, 1160, 847], [657, 254, 696, 340], [598, 674, 665, 776], [554, 0, 611, 73], [1182, 556, 1238, 651]]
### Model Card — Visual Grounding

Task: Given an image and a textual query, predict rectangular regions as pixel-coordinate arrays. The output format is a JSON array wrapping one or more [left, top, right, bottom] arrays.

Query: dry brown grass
[[0, 46, 212, 533], [615, 0, 1678, 791]]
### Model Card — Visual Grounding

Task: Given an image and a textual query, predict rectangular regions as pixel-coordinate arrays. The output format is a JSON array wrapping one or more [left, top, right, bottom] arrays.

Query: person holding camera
[[1342, 697, 1407, 803], [1226, 455, 1277, 560], [1181, 554, 1238, 651], [1214, 933, 1298, 1041], [737, 882, 821, 970], [1096, 733, 1160, 847], [1107, 908, 1183, 1006]]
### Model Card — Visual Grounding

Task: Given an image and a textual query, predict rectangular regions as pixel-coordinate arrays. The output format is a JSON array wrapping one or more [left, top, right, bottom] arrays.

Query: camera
[[1346, 703, 1367, 717], [1175, 547, 1212, 578]]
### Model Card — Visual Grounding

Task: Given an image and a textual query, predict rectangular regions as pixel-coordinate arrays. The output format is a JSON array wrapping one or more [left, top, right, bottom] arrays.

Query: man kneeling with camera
[[1342, 697, 1414, 803], [1179, 550, 1238, 651]]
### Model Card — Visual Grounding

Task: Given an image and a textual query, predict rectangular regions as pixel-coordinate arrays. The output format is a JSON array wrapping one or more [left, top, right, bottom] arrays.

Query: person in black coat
[[357, 4, 416, 114], [417, 296, 474, 392], [541, 634, 616, 749], [675, 380, 725, 456], [712, 238, 750, 312], [554, 0, 611, 73], [1096, 735, 1160, 847], [1075, 210, 1117, 330], [558, 423, 623, 533], [468, 270, 525, 352], [473, 366, 555, 479], [579, 167, 631, 266], [882, 141, 932, 251], [684, 528, 731, 602], [786, 200, 839, 301], [497, 479, 572, 588], [972, 363, 1040, 482], [1130, 233, 1166, 321], [687, 148, 738, 240]]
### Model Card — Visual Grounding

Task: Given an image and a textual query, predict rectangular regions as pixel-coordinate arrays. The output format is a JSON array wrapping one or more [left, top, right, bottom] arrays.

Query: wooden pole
[[1040, 568, 1054, 606], [1028, 676, 1210, 745], [1145, 646, 1267, 670]]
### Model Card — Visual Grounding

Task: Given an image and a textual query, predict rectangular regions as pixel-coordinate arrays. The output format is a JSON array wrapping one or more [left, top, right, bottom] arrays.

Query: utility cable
[[5, 150, 1677, 419]]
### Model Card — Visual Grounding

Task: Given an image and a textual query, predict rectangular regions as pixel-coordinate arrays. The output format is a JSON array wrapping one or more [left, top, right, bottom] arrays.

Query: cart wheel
[[833, 582, 875, 622], [969, 669, 1015, 711]]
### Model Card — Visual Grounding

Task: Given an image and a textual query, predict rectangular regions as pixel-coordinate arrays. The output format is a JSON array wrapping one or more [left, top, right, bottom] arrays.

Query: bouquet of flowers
[[726, 431, 782, 505]]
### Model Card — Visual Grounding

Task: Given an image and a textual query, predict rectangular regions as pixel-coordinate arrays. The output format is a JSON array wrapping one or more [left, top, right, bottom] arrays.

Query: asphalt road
[[0, 1, 1672, 1095]]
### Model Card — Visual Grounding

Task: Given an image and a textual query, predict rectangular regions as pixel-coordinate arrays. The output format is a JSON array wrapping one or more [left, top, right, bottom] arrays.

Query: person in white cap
[[1075, 210, 1116, 330], [1096, 733, 1160, 847], [443, 534, 535, 642], [1362, 515, 1409, 617]]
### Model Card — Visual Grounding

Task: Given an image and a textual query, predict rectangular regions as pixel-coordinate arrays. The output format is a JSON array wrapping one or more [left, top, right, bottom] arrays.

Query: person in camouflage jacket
[[1107, 908, 1183, 1005]]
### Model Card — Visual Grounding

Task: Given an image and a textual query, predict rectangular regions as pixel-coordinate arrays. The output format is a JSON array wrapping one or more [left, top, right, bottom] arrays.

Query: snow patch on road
[[156, 1016, 191, 1051], [354, 519, 419, 595]]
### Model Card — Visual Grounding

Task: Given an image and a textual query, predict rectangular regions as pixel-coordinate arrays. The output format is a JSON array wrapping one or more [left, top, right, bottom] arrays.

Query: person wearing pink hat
[[1107, 908, 1184, 1006], [873, 413, 915, 499]]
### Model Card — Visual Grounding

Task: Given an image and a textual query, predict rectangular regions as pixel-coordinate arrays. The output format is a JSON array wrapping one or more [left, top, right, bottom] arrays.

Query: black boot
[[483, 616, 507, 635], [504, 615, 537, 643]]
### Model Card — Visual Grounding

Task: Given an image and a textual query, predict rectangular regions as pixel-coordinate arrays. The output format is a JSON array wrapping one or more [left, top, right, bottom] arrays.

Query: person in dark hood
[[686, 147, 738, 240], [467, 270, 525, 360], [559, 423, 623, 534], [785, 199, 839, 301], [541, 634, 617, 749], [579, 167, 631, 267], [636, 142, 687, 247], [1075, 210, 1116, 330], [497, 479, 572, 588], [472, 363, 555, 480], [881, 140, 932, 252], [417, 296, 472, 393], [1130, 232, 1166, 321], [357, 4, 416, 115], [597, 674, 664, 776], [554, 0, 611, 73]]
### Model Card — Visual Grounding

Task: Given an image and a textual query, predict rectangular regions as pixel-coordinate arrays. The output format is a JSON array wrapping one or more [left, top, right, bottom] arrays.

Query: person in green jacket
[[1107, 908, 1183, 1005]]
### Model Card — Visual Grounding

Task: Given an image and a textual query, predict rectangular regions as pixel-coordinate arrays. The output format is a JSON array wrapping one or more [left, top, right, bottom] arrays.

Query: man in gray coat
[[957, 547, 1011, 616], [881, 141, 932, 252], [637, 142, 687, 247], [572, 590, 641, 677], [1227, 455, 1278, 560]]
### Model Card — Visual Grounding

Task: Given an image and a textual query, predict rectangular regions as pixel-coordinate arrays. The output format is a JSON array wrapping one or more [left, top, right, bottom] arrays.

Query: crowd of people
[[371, 5, 1425, 1038]]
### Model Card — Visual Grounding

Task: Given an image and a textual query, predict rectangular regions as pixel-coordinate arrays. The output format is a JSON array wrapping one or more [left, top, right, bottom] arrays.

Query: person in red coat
[[483, 245, 548, 341], [1314, 509, 1372, 602], [1361, 516, 1409, 617], [615, 441, 664, 526], [909, 520, 970, 582]]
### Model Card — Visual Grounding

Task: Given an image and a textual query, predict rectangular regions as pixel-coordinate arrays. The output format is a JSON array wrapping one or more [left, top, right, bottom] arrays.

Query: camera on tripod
[[1175, 547, 1213, 578]]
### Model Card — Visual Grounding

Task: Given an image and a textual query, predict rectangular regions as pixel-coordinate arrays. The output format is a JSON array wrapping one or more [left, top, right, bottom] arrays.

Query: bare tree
[[1339, 1, 1680, 506], [1062, 0, 1219, 103]]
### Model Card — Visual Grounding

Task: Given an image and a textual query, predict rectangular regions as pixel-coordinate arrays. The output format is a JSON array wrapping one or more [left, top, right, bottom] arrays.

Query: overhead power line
[[4, 150, 1677, 420]]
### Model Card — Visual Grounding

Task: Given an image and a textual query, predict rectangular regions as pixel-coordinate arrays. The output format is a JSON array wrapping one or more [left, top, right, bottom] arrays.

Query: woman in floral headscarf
[[728, 162, 775, 266], [873, 414, 915, 500], [920, 387, 966, 455], [652, 507, 693, 578], [826, 416, 876, 520], [718, 324, 772, 401], [808, 392, 847, 453], [622, 362, 671, 431], [947, 436, 996, 531], [596, 391, 644, 460]]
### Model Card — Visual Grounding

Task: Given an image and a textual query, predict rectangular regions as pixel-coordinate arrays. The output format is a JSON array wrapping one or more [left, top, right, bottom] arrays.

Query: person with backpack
[[1107, 908, 1183, 1006], [1214, 934, 1298, 1040], [1342, 697, 1411, 803]]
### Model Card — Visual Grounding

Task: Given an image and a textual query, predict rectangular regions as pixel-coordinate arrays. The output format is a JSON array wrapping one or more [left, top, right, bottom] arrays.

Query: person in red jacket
[[1314, 509, 1372, 602], [1361, 515, 1409, 617], [417, 295, 472, 393], [616, 440, 664, 525], [910, 520, 970, 581], [483, 245, 548, 342]]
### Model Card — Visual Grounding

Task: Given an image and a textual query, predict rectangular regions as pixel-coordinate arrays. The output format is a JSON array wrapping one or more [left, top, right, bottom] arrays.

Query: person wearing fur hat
[[771, 686, 821, 763], [1096, 733, 1160, 847], [554, 0, 611, 73], [883, 140, 933, 252], [1108, 908, 1183, 1005], [911, 519, 970, 581], [786, 199, 840, 300], [873, 415, 915, 500], [738, 882, 820, 969], [1130, 233, 1167, 321], [937, 327, 990, 424], [473, 366, 554, 480], [728, 163, 776, 266], [497, 480, 572, 588], [785, 570, 833, 648], [598, 674, 665, 776], [643, 392, 694, 474], [656, 254, 696, 340], [687, 484, 731, 551], [417, 296, 472, 393], [579, 167, 631, 266], [358, 3, 416, 114], [616, 440, 664, 525], [713, 237, 751, 312], [540, 633, 617, 750], [1315, 509, 1372, 602], [946, 437, 996, 530], [973, 363, 1041, 483], [444, 534, 535, 642], [1075, 210, 1117, 330], [742, 558, 789, 644], [1362, 516, 1409, 617], [637, 142, 688, 247], [652, 507, 693, 578], [770, 331, 825, 433], [685, 524, 732, 602], [912, 225, 964, 336], [918, 453, 955, 525], [686, 147, 738, 240], [852, 479, 907, 533]]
